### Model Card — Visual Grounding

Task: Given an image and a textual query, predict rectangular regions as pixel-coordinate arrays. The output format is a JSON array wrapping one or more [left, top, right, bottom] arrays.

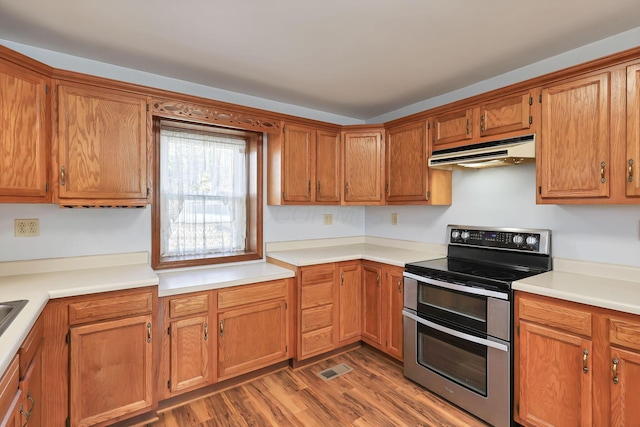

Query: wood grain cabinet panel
[[479, 92, 533, 137], [282, 124, 314, 203], [169, 315, 211, 394], [431, 108, 473, 147], [361, 263, 383, 346], [538, 72, 610, 200], [338, 263, 361, 343], [0, 356, 20, 427], [343, 129, 384, 204], [56, 81, 149, 206], [0, 59, 49, 202], [298, 264, 337, 359], [385, 267, 404, 361], [385, 121, 427, 202], [610, 346, 640, 427], [315, 129, 341, 203], [626, 63, 640, 197]]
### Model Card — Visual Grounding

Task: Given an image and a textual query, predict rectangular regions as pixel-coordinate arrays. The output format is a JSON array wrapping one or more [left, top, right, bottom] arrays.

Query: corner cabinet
[[515, 292, 640, 426], [342, 128, 385, 204], [385, 121, 451, 205], [0, 55, 50, 203], [54, 81, 150, 207], [267, 122, 341, 205]]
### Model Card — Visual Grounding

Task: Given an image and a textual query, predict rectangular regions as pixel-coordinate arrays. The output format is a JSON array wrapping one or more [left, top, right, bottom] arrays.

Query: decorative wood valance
[[151, 99, 282, 133]]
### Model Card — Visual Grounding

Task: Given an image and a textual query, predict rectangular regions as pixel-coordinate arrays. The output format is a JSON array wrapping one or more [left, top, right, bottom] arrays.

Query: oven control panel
[[448, 226, 551, 254]]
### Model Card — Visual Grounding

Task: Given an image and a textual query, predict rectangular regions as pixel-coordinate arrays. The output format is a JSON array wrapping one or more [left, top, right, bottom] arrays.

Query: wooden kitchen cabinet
[[361, 263, 383, 346], [0, 356, 21, 427], [537, 72, 611, 201], [161, 292, 214, 398], [216, 280, 290, 380], [55, 81, 149, 207], [17, 315, 44, 427], [478, 91, 534, 138], [626, 63, 640, 198], [342, 127, 384, 204], [515, 292, 640, 427], [385, 120, 451, 205], [0, 52, 50, 203], [431, 107, 473, 147], [338, 262, 361, 343], [385, 266, 404, 361], [298, 264, 337, 359], [267, 122, 341, 205]]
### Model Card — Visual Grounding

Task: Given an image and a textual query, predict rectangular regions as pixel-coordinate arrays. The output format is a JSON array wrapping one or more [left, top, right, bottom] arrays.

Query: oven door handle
[[403, 272, 509, 300], [402, 309, 509, 352]]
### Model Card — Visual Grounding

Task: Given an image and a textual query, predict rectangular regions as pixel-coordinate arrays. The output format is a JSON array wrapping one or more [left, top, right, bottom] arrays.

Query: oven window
[[417, 323, 487, 395], [418, 284, 486, 331]]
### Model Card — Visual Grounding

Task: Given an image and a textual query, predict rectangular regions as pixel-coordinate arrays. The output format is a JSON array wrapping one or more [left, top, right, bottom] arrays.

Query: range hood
[[428, 134, 536, 169]]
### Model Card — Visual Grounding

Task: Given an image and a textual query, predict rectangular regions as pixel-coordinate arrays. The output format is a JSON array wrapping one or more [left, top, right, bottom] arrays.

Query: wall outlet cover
[[15, 218, 39, 237]]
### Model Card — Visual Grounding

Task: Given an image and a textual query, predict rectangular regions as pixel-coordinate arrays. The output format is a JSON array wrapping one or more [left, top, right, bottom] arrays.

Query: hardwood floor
[[155, 346, 489, 427]]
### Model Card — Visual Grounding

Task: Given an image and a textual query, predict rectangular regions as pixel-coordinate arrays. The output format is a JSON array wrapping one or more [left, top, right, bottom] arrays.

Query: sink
[[0, 300, 28, 336]]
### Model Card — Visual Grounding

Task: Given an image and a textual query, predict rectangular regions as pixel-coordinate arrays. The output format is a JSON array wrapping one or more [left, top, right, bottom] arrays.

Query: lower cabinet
[[516, 292, 640, 427], [0, 356, 21, 427], [18, 314, 44, 427], [361, 263, 383, 346], [216, 280, 290, 380], [338, 262, 362, 343], [298, 264, 337, 359]]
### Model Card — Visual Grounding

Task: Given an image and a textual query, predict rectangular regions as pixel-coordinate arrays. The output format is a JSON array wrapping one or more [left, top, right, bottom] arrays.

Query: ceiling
[[0, 1, 639, 120]]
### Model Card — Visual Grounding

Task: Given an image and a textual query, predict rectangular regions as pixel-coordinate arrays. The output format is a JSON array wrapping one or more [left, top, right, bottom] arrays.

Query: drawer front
[[519, 296, 592, 337], [217, 280, 287, 310], [18, 314, 43, 378], [69, 289, 154, 325], [301, 282, 334, 309], [301, 304, 333, 333], [301, 265, 335, 286], [301, 326, 334, 358], [610, 318, 640, 351], [168, 293, 209, 318]]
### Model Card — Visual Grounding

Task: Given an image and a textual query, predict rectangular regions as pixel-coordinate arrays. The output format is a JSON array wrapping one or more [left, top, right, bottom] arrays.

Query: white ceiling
[[1, 0, 639, 120]]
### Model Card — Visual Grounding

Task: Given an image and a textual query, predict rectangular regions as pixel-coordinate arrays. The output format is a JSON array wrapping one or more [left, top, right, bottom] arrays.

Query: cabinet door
[[0, 59, 48, 201], [626, 64, 640, 197], [19, 342, 42, 427], [0, 356, 20, 427], [169, 315, 211, 394], [385, 122, 428, 202], [338, 263, 361, 343], [343, 131, 383, 203], [539, 73, 610, 199], [315, 129, 341, 203], [519, 321, 592, 427], [283, 124, 314, 202], [386, 267, 404, 361], [479, 92, 532, 137], [431, 108, 473, 147], [57, 82, 148, 203], [218, 300, 287, 379], [361, 264, 383, 346], [610, 346, 640, 427], [70, 314, 153, 427]]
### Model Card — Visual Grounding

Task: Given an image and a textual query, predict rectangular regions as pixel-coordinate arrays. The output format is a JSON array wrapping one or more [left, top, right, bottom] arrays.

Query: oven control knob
[[526, 235, 538, 246], [513, 235, 524, 245], [460, 231, 470, 240], [451, 230, 460, 240]]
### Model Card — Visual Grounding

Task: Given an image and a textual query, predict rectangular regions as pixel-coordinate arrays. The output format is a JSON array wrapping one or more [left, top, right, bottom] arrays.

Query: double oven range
[[403, 225, 551, 427]]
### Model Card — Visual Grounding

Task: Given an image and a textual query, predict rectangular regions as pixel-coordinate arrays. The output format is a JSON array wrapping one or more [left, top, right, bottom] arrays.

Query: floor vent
[[317, 363, 353, 381]]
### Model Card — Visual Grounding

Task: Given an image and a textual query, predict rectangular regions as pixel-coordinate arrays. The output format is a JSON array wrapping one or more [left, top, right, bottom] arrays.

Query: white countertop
[[513, 258, 640, 315]]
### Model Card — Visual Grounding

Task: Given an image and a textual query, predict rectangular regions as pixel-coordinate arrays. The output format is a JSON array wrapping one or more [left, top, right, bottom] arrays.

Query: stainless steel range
[[402, 225, 552, 427]]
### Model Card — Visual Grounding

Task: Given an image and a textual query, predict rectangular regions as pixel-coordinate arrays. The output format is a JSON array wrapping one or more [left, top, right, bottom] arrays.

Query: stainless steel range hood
[[428, 134, 536, 169]]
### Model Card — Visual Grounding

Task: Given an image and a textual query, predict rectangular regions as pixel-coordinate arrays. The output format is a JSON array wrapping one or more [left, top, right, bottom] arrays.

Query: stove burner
[[470, 269, 517, 281]]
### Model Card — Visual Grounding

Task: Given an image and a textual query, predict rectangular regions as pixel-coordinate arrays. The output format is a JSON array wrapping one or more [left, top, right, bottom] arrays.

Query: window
[[152, 119, 262, 269]]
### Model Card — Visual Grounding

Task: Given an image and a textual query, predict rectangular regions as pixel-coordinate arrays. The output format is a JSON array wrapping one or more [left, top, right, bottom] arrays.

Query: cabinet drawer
[[18, 315, 43, 378], [301, 304, 333, 333], [0, 355, 19, 419], [519, 296, 592, 337], [69, 289, 153, 325], [301, 265, 334, 286], [301, 282, 334, 309], [609, 318, 640, 351], [168, 293, 209, 318], [217, 280, 286, 310], [301, 326, 334, 357]]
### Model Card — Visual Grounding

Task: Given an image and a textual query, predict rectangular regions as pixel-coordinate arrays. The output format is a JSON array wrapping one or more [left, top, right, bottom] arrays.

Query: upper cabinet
[[342, 127, 384, 205], [54, 81, 150, 207], [267, 123, 341, 205], [385, 120, 451, 205], [431, 107, 473, 148], [627, 63, 640, 198], [479, 91, 534, 138], [538, 72, 611, 201], [0, 56, 50, 203]]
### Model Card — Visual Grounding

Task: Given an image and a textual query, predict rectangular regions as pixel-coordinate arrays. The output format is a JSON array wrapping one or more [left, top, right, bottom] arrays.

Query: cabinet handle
[[317, 181, 321, 195], [583, 349, 589, 373], [219, 320, 224, 337], [480, 114, 485, 132], [341, 272, 344, 286], [628, 159, 634, 182], [60, 166, 66, 186], [466, 118, 470, 135], [26, 391, 34, 415], [20, 403, 29, 426], [398, 279, 402, 293], [376, 275, 380, 287], [345, 182, 349, 195], [308, 180, 311, 195], [385, 181, 389, 194], [600, 161, 606, 184], [613, 357, 619, 384], [204, 323, 209, 341], [147, 322, 152, 343]]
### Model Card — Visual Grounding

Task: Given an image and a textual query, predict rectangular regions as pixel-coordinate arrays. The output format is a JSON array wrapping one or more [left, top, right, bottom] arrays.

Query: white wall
[[264, 205, 365, 242], [365, 164, 640, 267]]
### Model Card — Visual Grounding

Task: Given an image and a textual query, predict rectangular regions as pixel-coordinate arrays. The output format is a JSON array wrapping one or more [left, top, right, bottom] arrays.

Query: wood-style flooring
[[154, 346, 489, 427]]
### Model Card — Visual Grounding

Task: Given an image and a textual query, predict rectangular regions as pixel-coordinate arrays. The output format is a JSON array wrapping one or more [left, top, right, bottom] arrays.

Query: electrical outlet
[[324, 214, 333, 225], [391, 213, 399, 226], [14, 218, 39, 237]]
